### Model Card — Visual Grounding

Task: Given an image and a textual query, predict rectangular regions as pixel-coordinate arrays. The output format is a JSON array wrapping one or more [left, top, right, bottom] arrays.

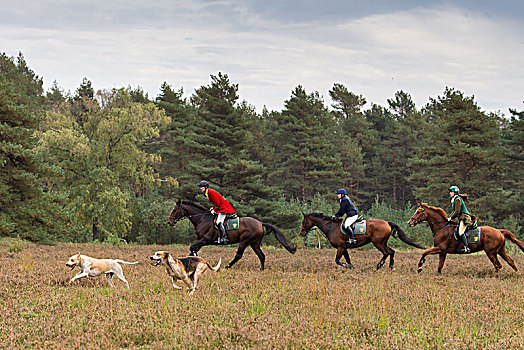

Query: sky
[[1, 0, 523, 114]]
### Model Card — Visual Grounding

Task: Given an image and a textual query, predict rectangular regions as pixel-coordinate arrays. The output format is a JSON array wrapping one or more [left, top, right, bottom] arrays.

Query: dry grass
[[0, 240, 522, 349]]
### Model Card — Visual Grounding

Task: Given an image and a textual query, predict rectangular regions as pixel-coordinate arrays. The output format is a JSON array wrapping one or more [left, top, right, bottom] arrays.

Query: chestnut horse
[[168, 200, 296, 270], [408, 202, 524, 273], [299, 213, 425, 269]]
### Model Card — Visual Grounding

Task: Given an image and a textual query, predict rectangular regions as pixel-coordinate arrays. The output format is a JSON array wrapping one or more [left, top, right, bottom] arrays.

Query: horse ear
[[176, 199, 181, 205], [302, 212, 306, 217], [416, 200, 422, 206]]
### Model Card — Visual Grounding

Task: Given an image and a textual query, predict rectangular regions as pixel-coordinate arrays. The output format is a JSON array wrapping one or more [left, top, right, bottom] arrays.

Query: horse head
[[168, 199, 186, 226], [299, 213, 313, 237], [408, 202, 429, 227]]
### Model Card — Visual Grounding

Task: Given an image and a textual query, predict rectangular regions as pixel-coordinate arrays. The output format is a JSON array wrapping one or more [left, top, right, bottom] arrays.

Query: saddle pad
[[224, 217, 240, 231], [454, 226, 481, 243], [341, 220, 366, 235]]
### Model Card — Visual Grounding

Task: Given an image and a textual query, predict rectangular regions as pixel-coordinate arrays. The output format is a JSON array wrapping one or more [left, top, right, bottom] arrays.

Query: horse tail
[[262, 223, 297, 254], [500, 229, 524, 253], [388, 221, 426, 249], [207, 258, 222, 272]]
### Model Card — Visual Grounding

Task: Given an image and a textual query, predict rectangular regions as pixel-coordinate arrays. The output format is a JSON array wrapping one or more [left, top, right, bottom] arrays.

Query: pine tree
[[0, 53, 67, 241], [270, 85, 337, 201], [329, 83, 369, 203], [502, 106, 523, 221], [408, 88, 501, 220], [385, 90, 425, 204]]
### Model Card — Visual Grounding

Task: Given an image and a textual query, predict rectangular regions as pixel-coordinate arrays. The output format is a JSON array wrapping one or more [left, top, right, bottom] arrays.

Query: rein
[[303, 216, 336, 235], [170, 209, 209, 226]]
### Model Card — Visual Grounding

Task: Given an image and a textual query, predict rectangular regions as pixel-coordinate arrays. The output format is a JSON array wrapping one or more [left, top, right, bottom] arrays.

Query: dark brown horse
[[299, 213, 425, 269], [408, 202, 524, 273], [168, 200, 296, 270]]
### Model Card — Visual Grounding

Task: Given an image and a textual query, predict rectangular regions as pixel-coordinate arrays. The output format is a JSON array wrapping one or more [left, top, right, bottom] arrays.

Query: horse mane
[[180, 200, 209, 212], [421, 203, 448, 220], [309, 212, 338, 221]]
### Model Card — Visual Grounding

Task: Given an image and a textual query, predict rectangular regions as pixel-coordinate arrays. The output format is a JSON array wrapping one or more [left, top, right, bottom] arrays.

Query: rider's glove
[[210, 208, 216, 215]]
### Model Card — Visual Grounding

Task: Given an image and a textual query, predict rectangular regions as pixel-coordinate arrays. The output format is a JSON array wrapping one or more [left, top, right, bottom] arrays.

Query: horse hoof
[[417, 268, 422, 273]]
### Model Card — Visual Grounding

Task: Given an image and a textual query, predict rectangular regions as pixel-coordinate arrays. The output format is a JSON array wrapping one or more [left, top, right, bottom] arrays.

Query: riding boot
[[347, 227, 357, 245], [461, 233, 470, 253], [217, 222, 228, 245]]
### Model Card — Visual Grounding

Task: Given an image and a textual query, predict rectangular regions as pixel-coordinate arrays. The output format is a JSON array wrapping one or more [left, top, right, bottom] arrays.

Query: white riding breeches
[[343, 215, 358, 229], [216, 212, 226, 225]]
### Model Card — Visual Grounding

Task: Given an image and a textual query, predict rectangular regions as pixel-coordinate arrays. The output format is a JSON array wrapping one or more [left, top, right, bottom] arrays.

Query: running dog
[[66, 253, 139, 288], [149, 251, 221, 295]]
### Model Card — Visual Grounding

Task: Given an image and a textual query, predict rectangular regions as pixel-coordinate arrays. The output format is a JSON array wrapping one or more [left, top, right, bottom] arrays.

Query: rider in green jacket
[[447, 186, 473, 253]]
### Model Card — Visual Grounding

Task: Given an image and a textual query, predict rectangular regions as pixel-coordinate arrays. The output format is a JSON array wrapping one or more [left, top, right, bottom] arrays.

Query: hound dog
[[149, 251, 221, 295], [66, 253, 139, 288]]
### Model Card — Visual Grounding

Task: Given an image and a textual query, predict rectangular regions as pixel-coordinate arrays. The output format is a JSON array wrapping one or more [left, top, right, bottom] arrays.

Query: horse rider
[[447, 185, 473, 253], [332, 188, 358, 244], [199, 180, 236, 244]]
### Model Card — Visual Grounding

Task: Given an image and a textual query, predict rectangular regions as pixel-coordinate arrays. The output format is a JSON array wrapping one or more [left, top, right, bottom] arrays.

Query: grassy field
[[0, 240, 523, 349]]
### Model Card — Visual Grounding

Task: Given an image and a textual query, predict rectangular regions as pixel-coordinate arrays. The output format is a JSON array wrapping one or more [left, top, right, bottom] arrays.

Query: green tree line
[[1, 52, 522, 246]]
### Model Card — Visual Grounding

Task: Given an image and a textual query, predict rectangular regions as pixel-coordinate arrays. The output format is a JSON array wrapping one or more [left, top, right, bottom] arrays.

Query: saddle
[[214, 216, 240, 231], [453, 223, 481, 243], [341, 216, 365, 235]]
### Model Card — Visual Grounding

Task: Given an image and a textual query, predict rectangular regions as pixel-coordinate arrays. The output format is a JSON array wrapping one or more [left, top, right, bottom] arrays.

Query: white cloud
[[1, 1, 522, 113]]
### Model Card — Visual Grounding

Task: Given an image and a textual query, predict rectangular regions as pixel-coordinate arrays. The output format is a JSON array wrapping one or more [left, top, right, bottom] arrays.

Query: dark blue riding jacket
[[334, 196, 358, 218]]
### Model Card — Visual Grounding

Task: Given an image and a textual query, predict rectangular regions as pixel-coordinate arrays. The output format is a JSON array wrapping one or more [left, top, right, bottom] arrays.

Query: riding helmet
[[336, 188, 347, 195], [198, 180, 209, 187], [448, 185, 460, 193]]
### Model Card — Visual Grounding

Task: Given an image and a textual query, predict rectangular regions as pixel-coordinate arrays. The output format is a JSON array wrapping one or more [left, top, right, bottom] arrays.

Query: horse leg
[[437, 253, 447, 274], [418, 247, 441, 273], [372, 242, 389, 270], [386, 247, 395, 270], [335, 247, 351, 268], [342, 249, 354, 268], [498, 246, 518, 272], [250, 242, 266, 271], [486, 251, 503, 272], [189, 238, 209, 256], [226, 241, 250, 269]]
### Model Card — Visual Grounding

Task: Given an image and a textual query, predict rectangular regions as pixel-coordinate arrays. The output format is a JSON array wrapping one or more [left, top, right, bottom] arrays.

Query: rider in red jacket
[[199, 180, 235, 244]]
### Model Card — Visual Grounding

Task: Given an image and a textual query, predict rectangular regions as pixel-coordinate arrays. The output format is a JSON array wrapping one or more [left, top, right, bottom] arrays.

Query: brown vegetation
[[0, 241, 522, 349]]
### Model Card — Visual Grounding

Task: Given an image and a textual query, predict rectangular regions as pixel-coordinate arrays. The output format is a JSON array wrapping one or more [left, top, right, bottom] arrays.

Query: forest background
[[1, 52, 522, 248]]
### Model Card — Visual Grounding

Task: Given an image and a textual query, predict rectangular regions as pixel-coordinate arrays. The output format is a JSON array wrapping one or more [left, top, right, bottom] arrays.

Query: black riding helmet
[[198, 180, 209, 187]]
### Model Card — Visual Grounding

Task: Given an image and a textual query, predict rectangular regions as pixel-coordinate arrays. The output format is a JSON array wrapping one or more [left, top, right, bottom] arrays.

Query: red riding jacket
[[205, 188, 235, 214]]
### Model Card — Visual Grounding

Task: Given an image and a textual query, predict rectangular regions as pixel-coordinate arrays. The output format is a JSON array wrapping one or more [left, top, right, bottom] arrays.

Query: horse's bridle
[[169, 206, 207, 226], [409, 207, 426, 226], [301, 215, 335, 236], [410, 206, 456, 237]]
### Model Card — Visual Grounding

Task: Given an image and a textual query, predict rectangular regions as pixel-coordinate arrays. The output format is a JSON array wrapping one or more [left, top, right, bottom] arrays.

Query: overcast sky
[[1, 0, 523, 114]]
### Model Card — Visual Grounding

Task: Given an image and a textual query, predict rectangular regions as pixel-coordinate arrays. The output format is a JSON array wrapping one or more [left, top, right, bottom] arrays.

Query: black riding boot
[[461, 233, 470, 253], [217, 222, 228, 245], [348, 228, 357, 245]]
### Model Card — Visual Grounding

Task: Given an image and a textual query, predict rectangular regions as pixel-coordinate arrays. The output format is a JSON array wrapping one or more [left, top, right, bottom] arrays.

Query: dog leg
[[114, 273, 129, 288], [105, 273, 115, 287], [171, 277, 183, 289], [69, 272, 88, 284], [181, 275, 195, 295]]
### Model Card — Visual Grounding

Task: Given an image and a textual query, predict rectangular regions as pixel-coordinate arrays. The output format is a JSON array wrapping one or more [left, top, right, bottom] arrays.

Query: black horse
[[168, 200, 296, 270]]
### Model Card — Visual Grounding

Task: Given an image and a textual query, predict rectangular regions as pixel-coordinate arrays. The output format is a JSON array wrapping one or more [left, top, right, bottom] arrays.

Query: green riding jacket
[[449, 195, 472, 224]]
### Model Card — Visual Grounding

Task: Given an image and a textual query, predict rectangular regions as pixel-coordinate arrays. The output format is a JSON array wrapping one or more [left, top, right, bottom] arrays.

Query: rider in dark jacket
[[333, 188, 358, 244]]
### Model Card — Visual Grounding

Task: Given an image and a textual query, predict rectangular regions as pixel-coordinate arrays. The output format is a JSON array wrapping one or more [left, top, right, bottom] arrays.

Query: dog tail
[[207, 258, 222, 271], [115, 260, 140, 265]]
